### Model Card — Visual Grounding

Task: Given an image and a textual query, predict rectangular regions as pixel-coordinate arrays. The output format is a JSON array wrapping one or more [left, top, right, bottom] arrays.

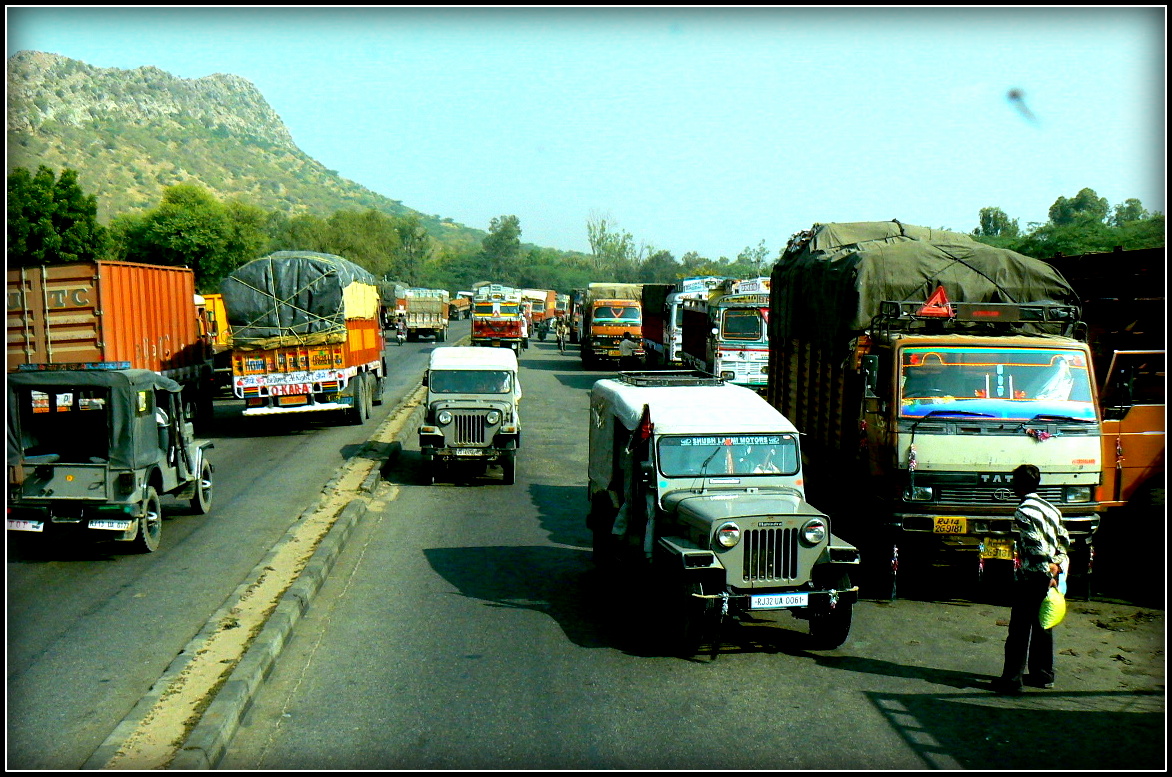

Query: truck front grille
[[936, 485, 1064, 505], [452, 413, 487, 445], [741, 528, 799, 583]]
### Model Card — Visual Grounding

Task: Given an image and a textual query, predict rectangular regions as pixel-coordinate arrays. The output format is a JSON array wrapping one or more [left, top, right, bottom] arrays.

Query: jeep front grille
[[452, 413, 487, 445], [741, 527, 799, 582]]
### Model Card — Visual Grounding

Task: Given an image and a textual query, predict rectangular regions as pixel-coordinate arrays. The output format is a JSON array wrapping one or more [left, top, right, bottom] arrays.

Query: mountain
[[5, 50, 485, 246]]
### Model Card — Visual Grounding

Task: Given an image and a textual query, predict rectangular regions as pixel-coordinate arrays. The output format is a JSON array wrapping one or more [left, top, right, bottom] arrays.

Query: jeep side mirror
[[861, 355, 880, 398]]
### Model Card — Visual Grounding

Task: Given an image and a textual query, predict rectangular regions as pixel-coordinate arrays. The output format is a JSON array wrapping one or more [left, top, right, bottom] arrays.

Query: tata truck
[[766, 221, 1104, 598], [588, 370, 859, 655], [581, 283, 643, 368], [221, 251, 387, 424], [7, 260, 216, 426], [680, 277, 771, 390], [471, 285, 525, 353]]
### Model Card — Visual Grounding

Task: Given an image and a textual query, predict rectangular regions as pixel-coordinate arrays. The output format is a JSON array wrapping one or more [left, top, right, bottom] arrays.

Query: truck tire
[[348, 375, 368, 425], [131, 486, 163, 553], [437, 328, 447, 342], [190, 458, 213, 515], [808, 571, 853, 649], [372, 373, 386, 406]]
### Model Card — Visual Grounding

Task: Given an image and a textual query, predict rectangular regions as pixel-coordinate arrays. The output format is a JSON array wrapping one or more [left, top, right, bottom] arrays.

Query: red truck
[[6, 260, 216, 421], [221, 251, 387, 424]]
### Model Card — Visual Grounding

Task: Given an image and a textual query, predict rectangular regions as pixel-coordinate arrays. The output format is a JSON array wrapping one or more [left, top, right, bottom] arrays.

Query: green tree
[[111, 183, 268, 291], [585, 213, 639, 279], [639, 249, 681, 284], [1048, 187, 1109, 226], [1111, 198, 1150, 226], [736, 240, 770, 277], [480, 215, 523, 283], [7, 165, 108, 266], [973, 206, 1021, 238]]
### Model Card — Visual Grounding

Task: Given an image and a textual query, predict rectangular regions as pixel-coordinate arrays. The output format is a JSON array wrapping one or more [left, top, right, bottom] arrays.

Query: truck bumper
[[889, 511, 1100, 537]]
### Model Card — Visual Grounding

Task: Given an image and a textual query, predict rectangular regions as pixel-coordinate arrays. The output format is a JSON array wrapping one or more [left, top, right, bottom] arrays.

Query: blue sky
[[7, 7, 1166, 260]]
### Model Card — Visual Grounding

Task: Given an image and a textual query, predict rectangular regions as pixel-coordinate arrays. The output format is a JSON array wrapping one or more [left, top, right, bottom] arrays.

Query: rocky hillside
[[6, 50, 483, 245]]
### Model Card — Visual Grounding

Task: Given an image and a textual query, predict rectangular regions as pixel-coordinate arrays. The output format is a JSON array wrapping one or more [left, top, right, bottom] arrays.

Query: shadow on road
[[866, 688, 1164, 770]]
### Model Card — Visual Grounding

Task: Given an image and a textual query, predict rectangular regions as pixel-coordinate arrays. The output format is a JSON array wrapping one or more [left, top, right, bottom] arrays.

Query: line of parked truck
[[6, 224, 1164, 618]]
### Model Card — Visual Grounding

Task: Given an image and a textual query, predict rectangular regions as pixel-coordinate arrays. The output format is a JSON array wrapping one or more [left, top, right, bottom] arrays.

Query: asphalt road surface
[[218, 338, 1165, 770], [5, 320, 467, 770]]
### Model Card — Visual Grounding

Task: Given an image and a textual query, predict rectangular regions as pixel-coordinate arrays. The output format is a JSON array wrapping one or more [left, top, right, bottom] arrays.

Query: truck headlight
[[903, 485, 935, 502], [486, 410, 501, 425], [715, 521, 740, 548], [437, 410, 453, 425], [1064, 485, 1092, 503], [801, 517, 827, 546]]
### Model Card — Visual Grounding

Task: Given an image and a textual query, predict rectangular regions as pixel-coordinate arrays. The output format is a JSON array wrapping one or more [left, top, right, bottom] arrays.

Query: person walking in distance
[[618, 331, 640, 371], [555, 316, 569, 354], [991, 463, 1070, 694]]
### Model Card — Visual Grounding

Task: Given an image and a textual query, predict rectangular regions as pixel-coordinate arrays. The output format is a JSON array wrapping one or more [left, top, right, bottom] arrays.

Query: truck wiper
[[1028, 414, 1095, 424], [920, 409, 996, 419]]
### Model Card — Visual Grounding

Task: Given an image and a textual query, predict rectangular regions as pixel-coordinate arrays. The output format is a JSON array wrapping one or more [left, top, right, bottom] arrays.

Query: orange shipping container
[[6, 261, 211, 386]]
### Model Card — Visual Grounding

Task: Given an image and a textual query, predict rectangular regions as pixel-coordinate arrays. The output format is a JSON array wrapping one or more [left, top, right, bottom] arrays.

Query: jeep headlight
[[437, 410, 453, 425], [485, 410, 501, 425], [800, 517, 827, 546], [903, 485, 935, 502], [1064, 485, 1092, 503], [715, 521, 740, 548]]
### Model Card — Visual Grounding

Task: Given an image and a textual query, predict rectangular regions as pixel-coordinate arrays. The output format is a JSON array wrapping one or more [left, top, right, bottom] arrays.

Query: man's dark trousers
[[1001, 569, 1055, 687]]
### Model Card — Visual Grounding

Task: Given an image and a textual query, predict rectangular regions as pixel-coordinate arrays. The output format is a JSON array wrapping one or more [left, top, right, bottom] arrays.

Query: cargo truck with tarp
[[766, 221, 1104, 598], [222, 251, 387, 424]]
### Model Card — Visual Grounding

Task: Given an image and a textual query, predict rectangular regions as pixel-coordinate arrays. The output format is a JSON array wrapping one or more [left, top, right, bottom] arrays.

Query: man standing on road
[[992, 463, 1070, 694], [618, 331, 639, 371]]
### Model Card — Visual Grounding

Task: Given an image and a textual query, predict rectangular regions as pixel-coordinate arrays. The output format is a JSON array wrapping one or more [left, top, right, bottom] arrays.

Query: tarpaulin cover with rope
[[220, 251, 380, 351]]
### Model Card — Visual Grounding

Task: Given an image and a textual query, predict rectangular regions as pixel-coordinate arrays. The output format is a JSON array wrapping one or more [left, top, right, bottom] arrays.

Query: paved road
[[219, 339, 1165, 770], [5, 320, 468, 770]]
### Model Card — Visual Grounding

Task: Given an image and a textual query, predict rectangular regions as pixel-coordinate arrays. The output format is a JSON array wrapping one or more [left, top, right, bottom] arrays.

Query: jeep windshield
[[899, 346, 1097, 421], [657, 434, 800, 477], [430, 370, 514, 394]]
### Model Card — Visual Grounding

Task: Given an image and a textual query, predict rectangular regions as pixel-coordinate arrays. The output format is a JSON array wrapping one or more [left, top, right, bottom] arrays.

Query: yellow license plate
[[980, 537, 1016, 560], [933, 516, 967, 534]]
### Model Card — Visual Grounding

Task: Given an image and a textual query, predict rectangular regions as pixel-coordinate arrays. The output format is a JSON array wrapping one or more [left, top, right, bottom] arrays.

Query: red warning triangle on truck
[[916, 285, 955, 318]]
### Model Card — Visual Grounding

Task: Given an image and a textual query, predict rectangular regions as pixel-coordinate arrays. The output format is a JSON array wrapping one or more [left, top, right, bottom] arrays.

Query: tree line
[[8, 165, 1164, 296]]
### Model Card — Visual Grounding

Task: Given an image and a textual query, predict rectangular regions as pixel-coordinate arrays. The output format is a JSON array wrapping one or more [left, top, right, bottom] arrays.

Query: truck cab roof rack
[[615, 370, 725, 387]]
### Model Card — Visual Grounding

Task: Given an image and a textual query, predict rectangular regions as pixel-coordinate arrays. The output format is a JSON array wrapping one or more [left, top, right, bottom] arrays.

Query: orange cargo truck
[[6, 260, 216, 418], [221, 251, 387, 424]]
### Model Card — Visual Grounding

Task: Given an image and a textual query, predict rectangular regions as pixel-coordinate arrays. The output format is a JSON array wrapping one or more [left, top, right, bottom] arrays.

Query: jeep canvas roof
[[429, 346, 519, 371], [592, 378, 798, 437]]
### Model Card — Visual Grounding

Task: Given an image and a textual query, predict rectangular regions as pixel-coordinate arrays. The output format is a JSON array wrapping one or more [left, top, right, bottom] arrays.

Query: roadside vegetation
[[8, 164, 1164, 296]]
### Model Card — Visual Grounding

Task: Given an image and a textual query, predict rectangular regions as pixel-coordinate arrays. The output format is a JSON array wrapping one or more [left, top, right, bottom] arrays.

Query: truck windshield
[[430, 370, 513, 394], [720, 309, 766, 341], [593, 306, 641, 324], [899, 346, 1097, 420], [474, 304, 519, 316], [657, 434, 799, 477]]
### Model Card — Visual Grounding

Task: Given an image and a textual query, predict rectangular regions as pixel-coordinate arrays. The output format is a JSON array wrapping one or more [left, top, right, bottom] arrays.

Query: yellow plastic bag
[[1039, 586, 1067, 629]]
